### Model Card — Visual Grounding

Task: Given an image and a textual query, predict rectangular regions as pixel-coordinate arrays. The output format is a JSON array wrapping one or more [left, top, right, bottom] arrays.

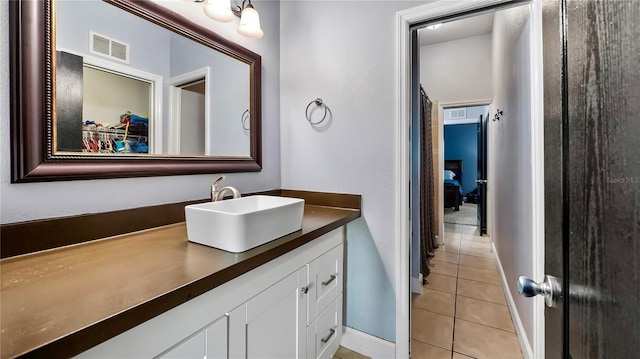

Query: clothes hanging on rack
[[81, 111, 149, 154], [81, 127, 148, 154], [419, 85, 438, 282]]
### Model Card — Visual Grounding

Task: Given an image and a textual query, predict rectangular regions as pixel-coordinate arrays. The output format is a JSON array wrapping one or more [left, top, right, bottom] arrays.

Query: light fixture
[[201, 0, 264, 39], [426, 23, 442, 30], [203, 0, 234, 23]]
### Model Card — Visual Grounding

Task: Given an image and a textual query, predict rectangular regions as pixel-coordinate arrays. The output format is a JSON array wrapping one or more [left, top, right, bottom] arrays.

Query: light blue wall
[[346, 219, 396, 342], [444, 123, 479, 195]]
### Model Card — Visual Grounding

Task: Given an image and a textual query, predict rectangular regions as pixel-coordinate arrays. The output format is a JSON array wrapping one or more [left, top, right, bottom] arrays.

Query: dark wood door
[[477, 114, 488, 235], [543, 0, 640, 357]]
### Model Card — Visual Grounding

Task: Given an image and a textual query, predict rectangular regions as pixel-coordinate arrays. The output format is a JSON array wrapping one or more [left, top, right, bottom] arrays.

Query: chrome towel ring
[[241, 109, 250, 130], [305, 98, 328, 125]]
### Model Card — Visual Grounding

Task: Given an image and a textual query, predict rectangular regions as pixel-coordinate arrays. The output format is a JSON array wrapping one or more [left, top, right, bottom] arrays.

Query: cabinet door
[[160, 315, 228, 359], [228, 266, 307, 359], [161, 331, 205, 359], [206, 315, 228, 359]]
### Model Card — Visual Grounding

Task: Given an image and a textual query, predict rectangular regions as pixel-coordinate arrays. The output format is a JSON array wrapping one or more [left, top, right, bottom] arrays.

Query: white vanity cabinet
[[76, 228, 344, 359]]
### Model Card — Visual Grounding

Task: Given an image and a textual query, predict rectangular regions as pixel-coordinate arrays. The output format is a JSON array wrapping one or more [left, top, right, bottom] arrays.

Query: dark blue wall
[[444, 123, 478, 196]]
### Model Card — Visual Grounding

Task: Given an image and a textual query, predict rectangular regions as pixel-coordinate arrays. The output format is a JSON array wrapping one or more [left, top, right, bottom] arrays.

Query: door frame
[[169, 67, 211, 155], [438, 100, 493, 239], [395, 1, 545, 358]]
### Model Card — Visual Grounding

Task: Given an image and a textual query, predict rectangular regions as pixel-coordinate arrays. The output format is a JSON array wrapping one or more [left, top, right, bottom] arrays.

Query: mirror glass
[[55, 0, 251, 157]]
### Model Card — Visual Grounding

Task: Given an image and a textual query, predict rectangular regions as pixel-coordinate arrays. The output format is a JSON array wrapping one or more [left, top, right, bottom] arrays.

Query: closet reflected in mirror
[[54, 0, 251, 157]]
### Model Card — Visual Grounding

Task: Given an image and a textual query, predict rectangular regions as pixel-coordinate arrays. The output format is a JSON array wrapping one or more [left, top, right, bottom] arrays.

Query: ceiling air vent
[[450, 108, 467, 119], [90, 31, 129, 63]]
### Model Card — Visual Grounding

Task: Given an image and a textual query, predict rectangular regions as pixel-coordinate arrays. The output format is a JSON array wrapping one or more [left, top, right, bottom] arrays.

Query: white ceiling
[[418, 12, 495, 46]]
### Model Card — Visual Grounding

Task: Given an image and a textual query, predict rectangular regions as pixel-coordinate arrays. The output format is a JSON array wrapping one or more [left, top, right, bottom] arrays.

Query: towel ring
[[241, 109, 250, 130], [305, 98, 328, 125]]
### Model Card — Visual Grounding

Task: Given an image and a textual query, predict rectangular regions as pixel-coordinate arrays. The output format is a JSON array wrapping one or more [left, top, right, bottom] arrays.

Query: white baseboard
[[411, 273, 423, 294], [492, 242, 534, 359], [340, 326, 395, 359]]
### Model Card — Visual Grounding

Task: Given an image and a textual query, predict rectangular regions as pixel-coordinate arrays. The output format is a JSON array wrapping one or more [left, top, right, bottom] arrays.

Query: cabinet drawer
[[307, 243, 343, 323], [307, 294, 342, 359]]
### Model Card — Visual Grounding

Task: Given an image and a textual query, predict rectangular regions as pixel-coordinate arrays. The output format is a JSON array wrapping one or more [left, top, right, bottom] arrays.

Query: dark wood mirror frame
[[9, 0, 262, 183]]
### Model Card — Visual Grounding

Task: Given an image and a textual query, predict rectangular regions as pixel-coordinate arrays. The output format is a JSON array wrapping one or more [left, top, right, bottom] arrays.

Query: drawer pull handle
[[321, 328, 336, 344], [322, 275, 337, 286], [301, 286, 309, 294]]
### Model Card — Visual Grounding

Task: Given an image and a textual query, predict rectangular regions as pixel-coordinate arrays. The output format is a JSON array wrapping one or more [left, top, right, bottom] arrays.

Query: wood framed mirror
[[9, 0, 262, 182]]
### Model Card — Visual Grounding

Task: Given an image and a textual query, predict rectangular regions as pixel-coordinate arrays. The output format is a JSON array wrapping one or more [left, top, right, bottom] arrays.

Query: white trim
[[529, 1, 546, 357], [396, 1, 523, 358], [58, 48, 164, 154], [443, 117, 480, 125], [168, 67, 212, 155], [411, 273, 423, 294], [493, 242, 534, 359], [340, 326, 395, 359]]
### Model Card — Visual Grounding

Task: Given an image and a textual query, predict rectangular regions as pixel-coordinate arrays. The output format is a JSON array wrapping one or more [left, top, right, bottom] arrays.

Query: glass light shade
[[237, 6, 264, 39], [203, 0, 234, 23]]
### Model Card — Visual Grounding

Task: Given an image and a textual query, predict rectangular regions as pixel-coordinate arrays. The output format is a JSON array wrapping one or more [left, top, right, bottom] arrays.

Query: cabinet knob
[[301, 286, 309, 294]]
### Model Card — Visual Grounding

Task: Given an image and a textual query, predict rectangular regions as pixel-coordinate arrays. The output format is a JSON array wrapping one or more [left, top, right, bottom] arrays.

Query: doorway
[[176, 80, 206, 155], [169, 67, 211, 155], [398, 1, 545, 358], [441, 105, 490, 230]]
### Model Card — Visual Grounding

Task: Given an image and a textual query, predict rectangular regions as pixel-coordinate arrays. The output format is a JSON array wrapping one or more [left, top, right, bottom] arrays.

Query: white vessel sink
[[184, 195, 305, 252]]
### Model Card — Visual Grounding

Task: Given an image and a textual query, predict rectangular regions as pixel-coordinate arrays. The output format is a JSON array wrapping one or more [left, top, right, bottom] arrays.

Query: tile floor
[[333, 346, 371, 359], [411, 223, 523, 359]]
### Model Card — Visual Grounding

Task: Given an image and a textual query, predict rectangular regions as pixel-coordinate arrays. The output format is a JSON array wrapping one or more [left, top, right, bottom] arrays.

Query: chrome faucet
[[211, 176, 241, 201]]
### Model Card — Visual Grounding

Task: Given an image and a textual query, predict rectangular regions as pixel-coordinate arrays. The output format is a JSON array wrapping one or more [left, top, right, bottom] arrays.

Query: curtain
[[419, 85, 438, 282]]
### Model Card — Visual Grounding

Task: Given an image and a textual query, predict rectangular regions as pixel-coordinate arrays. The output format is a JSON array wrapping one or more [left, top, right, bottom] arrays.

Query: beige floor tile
[[457, 278, 507, 305], [437, 239, 461, 254], [452, 352, 475, 359], [333, 346, 371, 359], [445, 228, 461, 236], [461, 234, 491, 243], [445, 232, 461, 242], [412, 289, 456, 316], [461, 240, 491, 249], [412, 340, 452, 359], [460, 241, 492, 258], [431, 261, 458, 277], [455, 296, 514, 332], [454, 319, 523, 359], [460, 225, 480, 235], [411, 308, 454, 350], [459, 247, 493, 258], [458, 265, 501, 285], [444, 223, 462, 233], [432, 251, 459, 264], [458, 254, 497, 271], [423, 273, 457, 294]]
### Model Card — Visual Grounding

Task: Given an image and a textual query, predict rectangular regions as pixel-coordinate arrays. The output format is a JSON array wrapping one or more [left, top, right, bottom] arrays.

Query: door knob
[[517, 275, 561, 308], [476, 179, 488, 184]]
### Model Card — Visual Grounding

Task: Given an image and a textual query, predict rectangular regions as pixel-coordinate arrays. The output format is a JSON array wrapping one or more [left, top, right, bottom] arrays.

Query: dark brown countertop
[[0, 203, 360, 359]]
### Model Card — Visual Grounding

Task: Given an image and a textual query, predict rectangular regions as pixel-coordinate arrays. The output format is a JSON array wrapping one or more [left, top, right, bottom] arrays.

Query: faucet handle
[[213, 176, 225, 190], [211, 176, 225, 201]]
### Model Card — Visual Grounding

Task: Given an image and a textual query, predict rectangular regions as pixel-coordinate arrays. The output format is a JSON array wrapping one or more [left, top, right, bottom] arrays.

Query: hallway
[[411, 224, 523, 359]]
